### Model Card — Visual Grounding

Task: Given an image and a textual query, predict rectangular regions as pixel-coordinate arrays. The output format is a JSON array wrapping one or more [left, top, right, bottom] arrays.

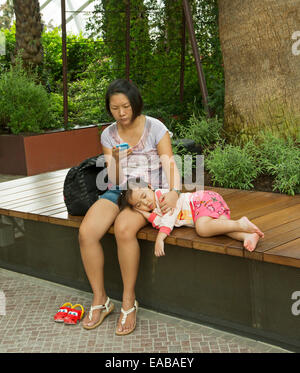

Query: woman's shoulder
[[101, 121, 117, 136], [145, 115, 165, 128], [145, 115, 173, 141]]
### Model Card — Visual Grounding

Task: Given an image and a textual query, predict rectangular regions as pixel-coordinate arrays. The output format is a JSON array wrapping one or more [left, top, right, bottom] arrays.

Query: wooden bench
[[0, 169, 300, 350], [0, 168, 299, 267]]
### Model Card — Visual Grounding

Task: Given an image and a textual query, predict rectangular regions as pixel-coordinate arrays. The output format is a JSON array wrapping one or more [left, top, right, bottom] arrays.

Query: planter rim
[[0, 123, 113, 138]]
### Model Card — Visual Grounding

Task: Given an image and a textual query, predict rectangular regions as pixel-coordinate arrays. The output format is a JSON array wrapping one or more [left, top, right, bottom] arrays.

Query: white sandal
[[83, 297, 114, 330], [115, 300, 138, 336]]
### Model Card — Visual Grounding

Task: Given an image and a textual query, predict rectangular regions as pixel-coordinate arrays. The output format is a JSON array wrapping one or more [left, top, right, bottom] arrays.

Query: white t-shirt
[[101, 116, 172, 189]]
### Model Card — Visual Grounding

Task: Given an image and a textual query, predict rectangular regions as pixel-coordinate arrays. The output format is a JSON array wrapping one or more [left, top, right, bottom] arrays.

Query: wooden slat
[[0, 175, 67, 198], [0, 169, 68, 191], [0, 179, 63, 202], [263, 238, 300, 268], [1, 188, 63, 208], [251, 204, 300, 232], [231, 197, 300, 221], [3, 194, 64, 213]]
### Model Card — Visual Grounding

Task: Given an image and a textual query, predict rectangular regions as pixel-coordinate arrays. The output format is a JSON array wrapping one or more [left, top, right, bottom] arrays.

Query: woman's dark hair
[[117, 177, 149, 211], [105, 79, 144, 121]]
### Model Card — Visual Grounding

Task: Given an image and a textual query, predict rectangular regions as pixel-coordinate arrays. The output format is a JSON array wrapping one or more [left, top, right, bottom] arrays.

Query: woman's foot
[[82, 295, 113, 329], [116, 299, 138, 335], [239, 217, 264, 238], [243, 232, 260, 252]]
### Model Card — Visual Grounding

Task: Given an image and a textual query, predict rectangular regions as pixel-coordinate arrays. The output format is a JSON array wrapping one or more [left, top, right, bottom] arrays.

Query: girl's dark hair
[[105, 79, 143, 121], [117, 177, 148, 211]]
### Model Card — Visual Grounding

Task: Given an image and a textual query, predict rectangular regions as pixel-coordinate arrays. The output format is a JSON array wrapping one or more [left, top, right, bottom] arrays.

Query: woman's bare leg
[[79, 198, 119, 327], [114, 208, 148, 333]]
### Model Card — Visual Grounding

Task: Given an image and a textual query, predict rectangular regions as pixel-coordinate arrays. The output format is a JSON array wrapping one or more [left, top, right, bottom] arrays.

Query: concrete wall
[[0, 216, 299, 351]]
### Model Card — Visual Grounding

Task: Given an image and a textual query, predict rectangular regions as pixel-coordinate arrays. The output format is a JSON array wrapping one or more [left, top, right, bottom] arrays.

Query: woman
[[79, 79, 181, 335]]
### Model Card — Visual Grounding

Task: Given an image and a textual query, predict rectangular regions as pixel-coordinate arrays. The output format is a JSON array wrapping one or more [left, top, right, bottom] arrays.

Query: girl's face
[[109, 93, 133, 125], [129, 187, 156, 212]]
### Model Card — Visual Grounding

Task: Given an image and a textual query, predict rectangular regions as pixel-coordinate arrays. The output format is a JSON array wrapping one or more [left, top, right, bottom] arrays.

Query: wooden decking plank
[[0, 169, 68, 191], [0, 188, 63, 208], [4, 194, 64, 213], [1, 192, 64, 211], [0, 175, 67, 197], [263, 238, 300, 268], [31, 203, 66, 215], [230, 197, 300, 221], [255, 221, 300, 253], [228, 191, 291, 213], [250, 204, 300, 232], [0, 183, 64, 205]]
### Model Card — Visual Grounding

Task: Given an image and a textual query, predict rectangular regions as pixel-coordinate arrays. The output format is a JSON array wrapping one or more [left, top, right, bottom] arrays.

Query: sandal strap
[[88, 297, 111, 320], [71, 304, 85, 319], [120, 300, 138, 326]]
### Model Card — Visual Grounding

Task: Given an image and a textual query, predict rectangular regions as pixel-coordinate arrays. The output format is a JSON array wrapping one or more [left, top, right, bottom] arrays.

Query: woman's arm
[[102, 145, 132, 185], [157, 132, 181, 211]]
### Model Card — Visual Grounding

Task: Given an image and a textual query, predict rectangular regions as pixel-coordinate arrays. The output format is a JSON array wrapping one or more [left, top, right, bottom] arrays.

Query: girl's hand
[[134, 207, 151, 220], [154, 239, 165, 257], [158, 190, 178, 215]]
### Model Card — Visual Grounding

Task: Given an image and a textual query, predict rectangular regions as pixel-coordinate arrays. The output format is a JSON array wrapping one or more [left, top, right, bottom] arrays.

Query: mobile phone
[[116, 143, 129, 150]]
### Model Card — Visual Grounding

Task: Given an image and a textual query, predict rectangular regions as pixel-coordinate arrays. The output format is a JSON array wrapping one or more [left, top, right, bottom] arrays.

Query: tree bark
[[218, 0, 300, 142], [13, 0, 43, 68]]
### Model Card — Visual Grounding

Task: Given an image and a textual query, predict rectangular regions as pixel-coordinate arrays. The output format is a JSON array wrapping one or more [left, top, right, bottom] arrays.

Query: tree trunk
[[13, 0, 43, 68], [218, 0, 300, 142]]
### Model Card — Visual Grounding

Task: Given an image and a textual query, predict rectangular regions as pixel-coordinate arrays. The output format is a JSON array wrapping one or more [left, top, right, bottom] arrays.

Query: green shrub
[[205, 142, 260, 190], [257, 133, 300, 195], [48, 92, 64, 129], [0, 65, 57, 134], [174, 113, 223, 149]]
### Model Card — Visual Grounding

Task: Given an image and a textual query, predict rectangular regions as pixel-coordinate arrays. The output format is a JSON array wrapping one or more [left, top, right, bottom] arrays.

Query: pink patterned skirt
[[190, 190, 231, 222]]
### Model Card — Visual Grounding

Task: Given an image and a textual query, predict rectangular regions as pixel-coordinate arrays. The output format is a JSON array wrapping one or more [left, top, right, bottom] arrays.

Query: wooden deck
[[0, 168, 300, 268]]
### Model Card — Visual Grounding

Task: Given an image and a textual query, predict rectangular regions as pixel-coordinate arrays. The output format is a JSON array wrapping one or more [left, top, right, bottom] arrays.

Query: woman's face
[[109, 93, 133, 125]]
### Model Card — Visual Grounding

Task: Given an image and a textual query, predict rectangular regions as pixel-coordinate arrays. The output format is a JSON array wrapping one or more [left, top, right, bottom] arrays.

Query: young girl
[[118, 178, 264, 257]]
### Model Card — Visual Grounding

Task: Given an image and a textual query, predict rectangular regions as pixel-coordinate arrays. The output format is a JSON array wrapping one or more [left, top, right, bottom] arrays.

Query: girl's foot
[[239, 217, 264, 238], [243, 232, 260, 252]]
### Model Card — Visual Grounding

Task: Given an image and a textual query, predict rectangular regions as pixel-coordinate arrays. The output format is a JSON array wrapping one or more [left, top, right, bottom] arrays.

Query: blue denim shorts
[[99, 187, 123, 206]]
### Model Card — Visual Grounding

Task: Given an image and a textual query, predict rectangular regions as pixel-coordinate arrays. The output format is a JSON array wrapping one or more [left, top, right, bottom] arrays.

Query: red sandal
[[64, 304, 84, 325], [54, 302, 73, 323]]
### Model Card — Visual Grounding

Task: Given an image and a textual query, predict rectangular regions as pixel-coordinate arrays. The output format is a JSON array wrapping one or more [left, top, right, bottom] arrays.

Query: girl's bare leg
[[195, 215, 263, 252], [114, 208, 148, 333], [195, 215, 264, 238], [79, 198, 119, 328]]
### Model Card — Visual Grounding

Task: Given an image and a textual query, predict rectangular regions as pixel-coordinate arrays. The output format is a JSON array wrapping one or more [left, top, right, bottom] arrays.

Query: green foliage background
[[1, 0, 223, 129]]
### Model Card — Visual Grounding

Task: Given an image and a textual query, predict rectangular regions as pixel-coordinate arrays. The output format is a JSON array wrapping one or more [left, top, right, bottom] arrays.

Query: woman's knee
[[78, 222, 101, 246], [114, 220, 137, 241]]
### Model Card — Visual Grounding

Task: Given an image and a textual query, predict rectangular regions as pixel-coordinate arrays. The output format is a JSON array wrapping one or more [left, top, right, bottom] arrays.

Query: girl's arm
[[155, 232, 167, 257], [157, 132, 181, 211]]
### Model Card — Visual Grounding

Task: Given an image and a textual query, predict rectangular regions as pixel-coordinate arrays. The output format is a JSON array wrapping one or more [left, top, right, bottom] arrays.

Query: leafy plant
[[257, 133, 300, 195], [174, 112, 223, 150], [205, 142, 260, 190], [0, 63, 58, 134]]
